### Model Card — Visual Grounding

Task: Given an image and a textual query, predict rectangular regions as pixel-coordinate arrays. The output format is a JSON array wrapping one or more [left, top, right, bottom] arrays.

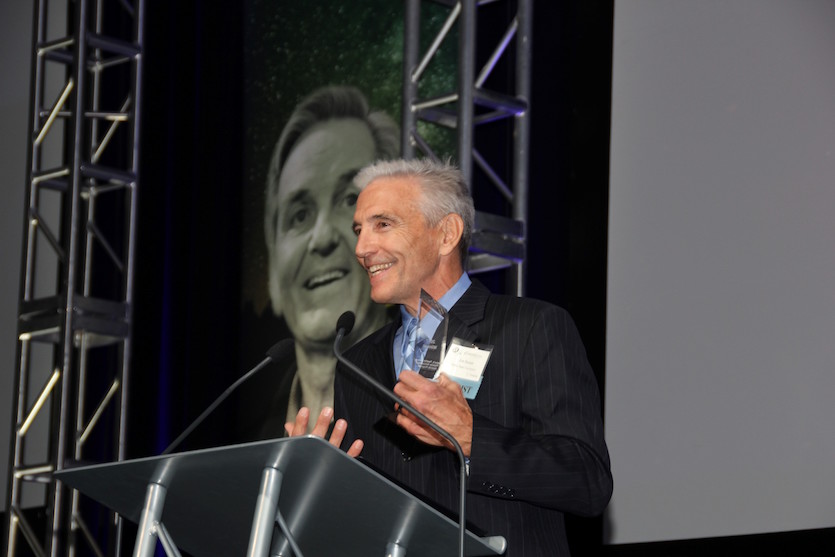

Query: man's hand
[[284, 407, 364, 458], [393, 370, 473, 456]]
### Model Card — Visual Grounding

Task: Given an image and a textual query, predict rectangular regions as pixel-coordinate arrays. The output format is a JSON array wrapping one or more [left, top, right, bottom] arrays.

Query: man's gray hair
[[264, 85, 400, 250], [354, 158, 475, 265]]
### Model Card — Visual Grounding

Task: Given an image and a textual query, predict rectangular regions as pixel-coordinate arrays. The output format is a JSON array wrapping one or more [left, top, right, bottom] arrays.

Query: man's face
[[353, 177, 445, 314], [268, 118, 378, 347]]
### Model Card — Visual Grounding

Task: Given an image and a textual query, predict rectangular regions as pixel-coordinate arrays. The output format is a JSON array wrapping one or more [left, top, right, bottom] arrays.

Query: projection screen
[[604, 0, 835, 545]]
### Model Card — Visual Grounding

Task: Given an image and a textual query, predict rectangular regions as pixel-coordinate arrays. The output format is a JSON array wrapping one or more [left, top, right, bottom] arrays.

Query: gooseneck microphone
[[333, 311, 468, 557], [161, 338, 295, 456]]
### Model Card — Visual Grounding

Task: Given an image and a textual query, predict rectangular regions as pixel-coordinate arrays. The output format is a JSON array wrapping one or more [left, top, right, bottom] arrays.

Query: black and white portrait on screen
[[237, 0, 457, 440], [258, 86, 399, 434]]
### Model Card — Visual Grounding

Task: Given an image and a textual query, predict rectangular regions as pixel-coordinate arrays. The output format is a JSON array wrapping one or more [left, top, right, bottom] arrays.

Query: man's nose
[[309, 213, 339, 255], [354, 228, 373, 259]]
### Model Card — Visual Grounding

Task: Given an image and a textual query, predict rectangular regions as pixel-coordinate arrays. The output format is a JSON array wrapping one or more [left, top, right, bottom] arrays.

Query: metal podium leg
[[247, 466, 283, 557], [154, 522, 182, 557], [386, 542, 407, 557], [133, 482, 167, 557]]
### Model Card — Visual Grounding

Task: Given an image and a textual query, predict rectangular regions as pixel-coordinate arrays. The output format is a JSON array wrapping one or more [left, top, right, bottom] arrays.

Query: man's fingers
[[392, 372, 473, 453], [329, 418, 348, 448], [284, 407, 364, 458], [310, 407, 334, 438], [286, 407, 310, 437], [285, 407, 333, 438], [332, 420, 363, 457], [346, 439, 364, 458], [436, 372, 453, 388], [437, 372, 464, 395], [395, 410, 444, 447], [396, 369, 426, 388], [326, 418, 364, 458]]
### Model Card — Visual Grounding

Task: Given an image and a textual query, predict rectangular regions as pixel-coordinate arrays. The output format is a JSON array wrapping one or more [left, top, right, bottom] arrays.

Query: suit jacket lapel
[[365, 321, 398, 388], [446, 279, 490, 345]]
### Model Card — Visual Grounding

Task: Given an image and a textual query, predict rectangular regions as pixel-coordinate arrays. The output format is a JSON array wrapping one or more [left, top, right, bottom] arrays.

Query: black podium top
[[56, 436, 505, 557]]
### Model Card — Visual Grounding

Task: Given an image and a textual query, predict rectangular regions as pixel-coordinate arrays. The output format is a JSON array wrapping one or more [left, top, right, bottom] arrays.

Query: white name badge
[[433, 337, 493, 400]]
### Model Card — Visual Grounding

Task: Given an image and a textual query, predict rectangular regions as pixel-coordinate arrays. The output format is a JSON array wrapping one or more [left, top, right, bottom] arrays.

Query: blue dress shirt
[[393, 273, 472, 378]]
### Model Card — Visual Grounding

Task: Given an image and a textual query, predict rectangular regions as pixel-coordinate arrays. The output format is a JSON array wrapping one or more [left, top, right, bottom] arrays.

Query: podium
[[55, 436, 506, 556]]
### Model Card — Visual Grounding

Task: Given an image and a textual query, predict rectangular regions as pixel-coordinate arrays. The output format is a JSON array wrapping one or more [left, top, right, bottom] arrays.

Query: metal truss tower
[[402, 0, 532, 294], [4, 0, 144, 555]]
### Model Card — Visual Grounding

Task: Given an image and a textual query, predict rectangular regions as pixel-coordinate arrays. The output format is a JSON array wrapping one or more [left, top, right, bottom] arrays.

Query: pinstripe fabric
[[335, 280, 612, 556]]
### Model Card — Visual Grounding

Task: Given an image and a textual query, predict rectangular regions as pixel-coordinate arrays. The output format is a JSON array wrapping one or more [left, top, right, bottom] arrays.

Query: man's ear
[[438, 213, 464, 257]]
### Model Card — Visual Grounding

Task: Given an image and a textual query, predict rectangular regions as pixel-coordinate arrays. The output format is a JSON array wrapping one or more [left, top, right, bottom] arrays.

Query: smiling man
[[290, 158, 612, 556], [262, 86, 397, 431]]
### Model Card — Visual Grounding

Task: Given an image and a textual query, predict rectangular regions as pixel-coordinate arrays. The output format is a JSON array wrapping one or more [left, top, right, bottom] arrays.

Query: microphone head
[[336, 311, 356, 336], [265, 338, 294, 362]]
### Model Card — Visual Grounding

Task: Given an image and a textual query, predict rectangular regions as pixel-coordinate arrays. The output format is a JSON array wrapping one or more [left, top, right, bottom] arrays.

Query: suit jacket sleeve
[[466, 299, 613, 517]]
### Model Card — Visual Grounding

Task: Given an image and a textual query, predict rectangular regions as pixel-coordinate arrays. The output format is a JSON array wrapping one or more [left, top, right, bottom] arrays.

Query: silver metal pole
[[512, 0, 533, 297], [247, 467, 284, 557], [402, 0, 420, 159], [457, 0, 476, 183], [385, 542, 408, 557], [133, 483, 168, 557]]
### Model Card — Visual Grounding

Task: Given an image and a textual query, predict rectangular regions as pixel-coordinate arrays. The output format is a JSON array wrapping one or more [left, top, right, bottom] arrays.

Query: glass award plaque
[[413, 289, 448, 378]]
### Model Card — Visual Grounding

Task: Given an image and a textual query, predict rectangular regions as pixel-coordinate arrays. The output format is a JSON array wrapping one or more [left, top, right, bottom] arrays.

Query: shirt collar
[[398, 273, 471, 325]]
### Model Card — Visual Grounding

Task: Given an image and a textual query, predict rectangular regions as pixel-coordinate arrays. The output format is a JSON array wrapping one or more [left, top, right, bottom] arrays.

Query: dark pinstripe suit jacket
[[335, 280, 612, 556]]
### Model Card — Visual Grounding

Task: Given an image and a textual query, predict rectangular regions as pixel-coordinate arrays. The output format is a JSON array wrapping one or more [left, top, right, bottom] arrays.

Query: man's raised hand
[[284, 406, 364, 458]]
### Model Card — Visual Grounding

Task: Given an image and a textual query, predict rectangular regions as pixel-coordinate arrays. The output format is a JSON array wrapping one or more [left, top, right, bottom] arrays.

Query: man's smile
[[367, 262, 393, 275], [304, 268, 349, 289]]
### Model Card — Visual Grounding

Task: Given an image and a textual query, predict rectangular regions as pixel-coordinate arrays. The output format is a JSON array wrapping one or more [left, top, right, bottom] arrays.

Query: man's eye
[[342, 192, 358, 207], [289, 207, 310, 228]]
